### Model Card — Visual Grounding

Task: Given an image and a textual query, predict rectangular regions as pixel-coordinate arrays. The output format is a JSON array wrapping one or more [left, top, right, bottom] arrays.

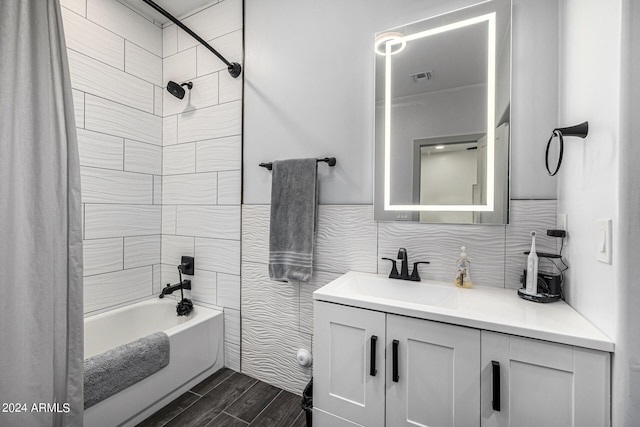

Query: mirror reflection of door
[[414, 134, 484, 223]]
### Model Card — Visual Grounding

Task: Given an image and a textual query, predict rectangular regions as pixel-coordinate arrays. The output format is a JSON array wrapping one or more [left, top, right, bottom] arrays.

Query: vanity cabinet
[[314, 301, 611, 427], [314, 301, 480, 427], [481, 331, 611, 427]]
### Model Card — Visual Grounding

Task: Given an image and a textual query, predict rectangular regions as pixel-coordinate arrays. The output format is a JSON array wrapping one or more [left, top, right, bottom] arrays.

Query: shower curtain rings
[[545, 130, 564, 176]]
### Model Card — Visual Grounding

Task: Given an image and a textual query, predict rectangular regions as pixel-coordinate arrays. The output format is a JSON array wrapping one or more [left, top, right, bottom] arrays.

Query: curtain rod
[[141, 0, 242, 78]]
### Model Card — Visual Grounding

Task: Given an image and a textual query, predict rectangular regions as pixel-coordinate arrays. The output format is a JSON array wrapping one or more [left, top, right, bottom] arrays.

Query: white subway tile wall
[[240, 201, 557, 394], [64, 1, 244, 346], [62, 0, 163, 315], [162, 1, 244, 372]]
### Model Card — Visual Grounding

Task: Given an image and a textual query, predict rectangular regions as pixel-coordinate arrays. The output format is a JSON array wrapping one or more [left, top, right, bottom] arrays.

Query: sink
[[317, 271, 456, 307]]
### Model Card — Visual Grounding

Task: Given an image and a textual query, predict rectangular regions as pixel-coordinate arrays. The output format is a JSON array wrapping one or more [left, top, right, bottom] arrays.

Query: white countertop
[[313, 271, 614, 352]]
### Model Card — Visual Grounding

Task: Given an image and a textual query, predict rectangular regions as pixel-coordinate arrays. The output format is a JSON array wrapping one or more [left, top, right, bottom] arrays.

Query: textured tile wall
[[62, 0, 163, 315], [161, 0, 243, 372], [240, 200, 557, 394]]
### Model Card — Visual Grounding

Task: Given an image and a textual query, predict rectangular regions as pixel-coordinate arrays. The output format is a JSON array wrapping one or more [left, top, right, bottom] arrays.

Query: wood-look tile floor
[[136, 368, 307, 427]]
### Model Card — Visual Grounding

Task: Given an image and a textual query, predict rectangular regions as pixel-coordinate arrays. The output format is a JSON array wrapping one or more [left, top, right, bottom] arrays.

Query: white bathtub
[[84, 298, 224, 427]]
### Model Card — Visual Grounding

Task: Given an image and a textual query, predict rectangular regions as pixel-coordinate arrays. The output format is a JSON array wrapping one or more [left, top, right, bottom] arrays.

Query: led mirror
[[374, 0, 511, 224]]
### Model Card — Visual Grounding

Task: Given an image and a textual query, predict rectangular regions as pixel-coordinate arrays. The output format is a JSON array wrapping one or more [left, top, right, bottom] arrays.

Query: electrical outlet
[[557, 213, 568, 231]]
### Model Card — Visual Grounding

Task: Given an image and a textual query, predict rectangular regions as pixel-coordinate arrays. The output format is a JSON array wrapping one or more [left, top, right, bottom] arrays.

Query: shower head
[[167, 81, 193, 99]]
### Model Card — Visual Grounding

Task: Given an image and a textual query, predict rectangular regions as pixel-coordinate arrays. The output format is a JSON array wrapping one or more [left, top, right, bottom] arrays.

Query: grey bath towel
[[269, 158, 318, 282], [84, 331, 170, 409]]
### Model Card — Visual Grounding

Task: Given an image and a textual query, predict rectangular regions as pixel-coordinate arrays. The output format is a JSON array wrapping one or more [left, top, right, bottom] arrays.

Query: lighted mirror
[[374, 0, 511, 224]]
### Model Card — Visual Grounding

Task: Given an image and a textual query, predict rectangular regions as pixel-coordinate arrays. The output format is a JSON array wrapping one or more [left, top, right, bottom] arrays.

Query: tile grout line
[[158, 390, 205, 427], [244, 389, 283, 425]]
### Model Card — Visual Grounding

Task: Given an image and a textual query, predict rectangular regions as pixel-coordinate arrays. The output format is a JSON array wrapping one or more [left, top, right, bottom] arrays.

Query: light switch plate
[[596, 219, 612, 264]]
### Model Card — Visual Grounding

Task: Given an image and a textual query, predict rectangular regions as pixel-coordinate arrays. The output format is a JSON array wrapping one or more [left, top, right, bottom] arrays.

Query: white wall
[[243, 0, 566, 393], [557, 0, 620, 341], [245, 0, 559, 204], [161, 0, 244, 371], [61, 0, 163, 314]]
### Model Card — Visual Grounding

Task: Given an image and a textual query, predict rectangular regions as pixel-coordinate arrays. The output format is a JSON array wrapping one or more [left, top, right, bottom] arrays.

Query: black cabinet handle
[[492, 361, 501, 411], [392, 340, 399, 382], [370, 335, 378, 376]]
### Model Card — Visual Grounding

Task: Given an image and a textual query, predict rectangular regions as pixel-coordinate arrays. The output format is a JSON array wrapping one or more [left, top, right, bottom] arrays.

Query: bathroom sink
[[316, 271, 456, 307]]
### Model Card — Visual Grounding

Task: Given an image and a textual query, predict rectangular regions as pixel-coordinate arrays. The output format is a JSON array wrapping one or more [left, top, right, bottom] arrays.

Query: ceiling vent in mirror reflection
[[411, 70, 433, 82], [375, 32, 406, 55]]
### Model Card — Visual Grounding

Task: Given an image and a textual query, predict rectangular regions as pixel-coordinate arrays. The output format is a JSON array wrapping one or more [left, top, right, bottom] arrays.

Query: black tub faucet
[[159, 279, 191, 298]]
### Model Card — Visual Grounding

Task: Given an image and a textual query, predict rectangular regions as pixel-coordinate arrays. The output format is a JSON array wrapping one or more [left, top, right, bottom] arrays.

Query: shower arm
[[141, 0, 242, 78]]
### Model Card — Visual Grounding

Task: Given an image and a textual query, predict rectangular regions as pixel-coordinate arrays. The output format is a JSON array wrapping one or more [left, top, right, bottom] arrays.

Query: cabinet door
[[481, 331, 611, 427], [313, 301, 386, 427], [386, 314, 480, 427]]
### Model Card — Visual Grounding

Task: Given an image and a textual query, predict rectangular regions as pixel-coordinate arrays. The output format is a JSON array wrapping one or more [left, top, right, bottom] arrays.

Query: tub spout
[[158, 279, 191, 298]]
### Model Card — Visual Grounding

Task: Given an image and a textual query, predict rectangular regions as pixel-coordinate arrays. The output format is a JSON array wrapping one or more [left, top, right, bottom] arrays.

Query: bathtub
[[84, 298, 224, 427]]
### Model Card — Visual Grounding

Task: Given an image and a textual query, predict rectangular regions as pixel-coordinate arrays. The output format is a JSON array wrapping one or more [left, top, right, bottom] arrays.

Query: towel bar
[[259, 157, 336, 171]]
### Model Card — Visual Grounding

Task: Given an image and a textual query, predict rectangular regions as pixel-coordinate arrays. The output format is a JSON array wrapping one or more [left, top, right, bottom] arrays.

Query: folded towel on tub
[[268, 158, 318, 282], [84, 331, 170, 409]]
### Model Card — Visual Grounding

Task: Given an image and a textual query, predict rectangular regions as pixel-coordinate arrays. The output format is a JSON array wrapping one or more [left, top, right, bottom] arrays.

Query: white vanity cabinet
[[314, 300, 611, 427], [480, 331, 611, 427], [314, 301, 481, 427], [313, 302, 386, 427], [386, 314, 480, 426]]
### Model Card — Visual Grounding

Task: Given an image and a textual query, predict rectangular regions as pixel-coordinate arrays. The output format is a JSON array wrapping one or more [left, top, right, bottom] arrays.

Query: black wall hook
[[545, 121, 589, 176]]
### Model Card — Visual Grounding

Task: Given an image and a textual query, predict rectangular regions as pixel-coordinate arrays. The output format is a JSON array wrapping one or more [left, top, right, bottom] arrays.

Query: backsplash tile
[[242, 261, 300, 331], [378, 222, 506, 287], [242, 317, 312, 395], [505, 200, 558, 289], [315, 205, 378, 274], [241, 200, 557, 392]]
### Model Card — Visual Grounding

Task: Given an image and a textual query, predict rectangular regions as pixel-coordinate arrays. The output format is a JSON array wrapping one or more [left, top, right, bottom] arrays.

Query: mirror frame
[[374, 0, 511, 223], [384, 13, 496, 212]]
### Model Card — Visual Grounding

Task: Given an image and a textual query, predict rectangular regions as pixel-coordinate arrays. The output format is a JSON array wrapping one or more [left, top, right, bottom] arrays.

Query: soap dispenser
[[455, 246, 473, 288]]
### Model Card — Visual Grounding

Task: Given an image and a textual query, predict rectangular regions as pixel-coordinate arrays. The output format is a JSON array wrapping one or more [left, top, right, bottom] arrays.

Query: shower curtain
[[0, 1, 84, 426]]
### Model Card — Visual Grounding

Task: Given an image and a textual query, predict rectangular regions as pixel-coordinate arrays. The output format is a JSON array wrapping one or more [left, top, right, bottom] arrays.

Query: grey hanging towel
[[269, 158, 318, 282]]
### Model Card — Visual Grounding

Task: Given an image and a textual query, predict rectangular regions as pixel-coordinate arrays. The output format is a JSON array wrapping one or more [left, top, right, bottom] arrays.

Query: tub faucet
[[159, 279, 191, 298]]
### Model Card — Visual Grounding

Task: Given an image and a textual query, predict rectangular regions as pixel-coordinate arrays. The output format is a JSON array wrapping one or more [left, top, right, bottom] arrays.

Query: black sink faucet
[[397, 248, 409, 278], [382, 248, 430, 281]]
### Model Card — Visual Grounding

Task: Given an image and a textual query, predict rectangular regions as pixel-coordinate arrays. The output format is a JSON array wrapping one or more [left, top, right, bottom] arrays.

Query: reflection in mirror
[[374, 0, 511, 224]]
